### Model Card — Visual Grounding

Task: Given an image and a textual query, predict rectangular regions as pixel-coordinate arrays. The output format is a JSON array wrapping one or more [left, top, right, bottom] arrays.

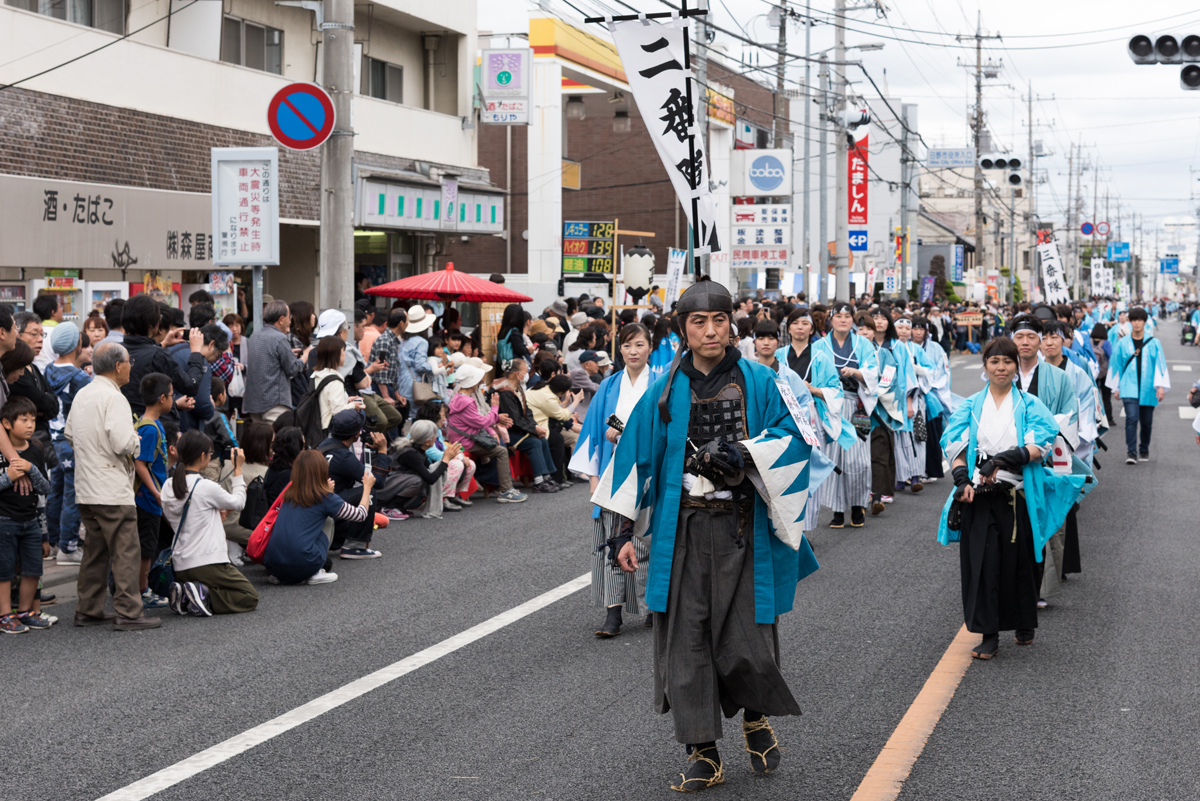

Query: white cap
[[315, 309, 347, 339], [454, 364, 485, 389]]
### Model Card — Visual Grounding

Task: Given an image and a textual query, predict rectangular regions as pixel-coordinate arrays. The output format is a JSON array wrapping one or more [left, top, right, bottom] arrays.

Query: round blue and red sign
[[1081, 222, 1095, 236], [267, 83, 335, 151]]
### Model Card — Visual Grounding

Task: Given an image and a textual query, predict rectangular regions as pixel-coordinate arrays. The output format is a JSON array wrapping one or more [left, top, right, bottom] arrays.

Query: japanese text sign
[[849, 133, 868, 226], [1037, 239, 1069, 305], [610, 17, 720, 255], [481, 49, 531, 125], [211, 147, 280, 267]]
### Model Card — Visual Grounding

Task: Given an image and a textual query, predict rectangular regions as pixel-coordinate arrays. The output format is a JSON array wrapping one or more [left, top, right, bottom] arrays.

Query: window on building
[[363, 57, 403, 104], [221, 16, 283, 75], [6, 0, 124, 33]]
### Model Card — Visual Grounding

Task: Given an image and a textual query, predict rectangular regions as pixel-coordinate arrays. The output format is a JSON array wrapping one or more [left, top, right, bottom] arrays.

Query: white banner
[[664, 247, 687, 303], [211, 147, 280, 267], [1037, 240, 1070, 305], [1090, 262, 1104, 297], [1102, 266, 1115, 296], [610, 17, 720, 255]]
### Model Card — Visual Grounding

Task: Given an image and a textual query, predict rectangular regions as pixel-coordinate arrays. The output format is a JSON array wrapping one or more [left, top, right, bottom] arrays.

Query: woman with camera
[[937, 336, 1085, 660], [569, 323, 652, 638]]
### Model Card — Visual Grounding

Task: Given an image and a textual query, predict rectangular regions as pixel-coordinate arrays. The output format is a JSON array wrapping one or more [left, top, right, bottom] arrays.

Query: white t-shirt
[[162, 474, 247, 572]]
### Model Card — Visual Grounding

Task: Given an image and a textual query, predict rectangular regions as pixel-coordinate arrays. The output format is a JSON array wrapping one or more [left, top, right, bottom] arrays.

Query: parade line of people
[[0, 277, 1168, 792]]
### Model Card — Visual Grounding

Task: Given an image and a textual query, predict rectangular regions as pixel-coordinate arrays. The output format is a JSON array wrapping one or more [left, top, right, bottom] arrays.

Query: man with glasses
[[66, 342, 160, 631]]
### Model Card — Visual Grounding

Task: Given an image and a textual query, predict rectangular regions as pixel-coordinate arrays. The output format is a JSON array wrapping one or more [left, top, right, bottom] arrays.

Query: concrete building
[[0, 0, 489, 316]]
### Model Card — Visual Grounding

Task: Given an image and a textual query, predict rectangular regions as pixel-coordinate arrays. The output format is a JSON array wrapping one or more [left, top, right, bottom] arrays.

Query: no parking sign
[[267, 83, 335, 151]]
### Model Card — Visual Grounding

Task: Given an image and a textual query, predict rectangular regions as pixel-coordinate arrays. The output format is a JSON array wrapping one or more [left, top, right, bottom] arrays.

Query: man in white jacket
[[66, 342, 160, 630]]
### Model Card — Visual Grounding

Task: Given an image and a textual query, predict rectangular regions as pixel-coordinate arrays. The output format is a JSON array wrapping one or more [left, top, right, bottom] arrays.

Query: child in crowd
[[44, 324, 91, 563], [134, 373, 174, 610], [416, 400, 475, 508], [426, 337, 451, 400], [0, 397, 53, 633], [204, 376, 239, 467]]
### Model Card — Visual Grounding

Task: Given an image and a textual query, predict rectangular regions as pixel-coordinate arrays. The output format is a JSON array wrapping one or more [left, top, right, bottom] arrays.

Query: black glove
[[952, 465, 972, 500], [685, 440, 744, 484], [991, 446, 1031, 473]]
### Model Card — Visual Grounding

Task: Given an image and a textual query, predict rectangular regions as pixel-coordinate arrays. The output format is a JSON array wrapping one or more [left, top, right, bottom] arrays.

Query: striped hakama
[[895, 429, 926, 483], [817, 394, 872, 513], [590, 509, 648, 613]]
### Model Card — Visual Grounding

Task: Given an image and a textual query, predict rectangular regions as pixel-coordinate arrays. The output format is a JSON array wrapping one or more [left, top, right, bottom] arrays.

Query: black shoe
[[829, 512, 845, 529], [850, 507, 866, 527], [743, 714, 782, 773], [971, 633, 999, 660], [672, 744, 724, 792], [644, 614, 653, 628], [532, 480, 559, 494], [1014, 629, 1035, 645], [38, 589, 56, 604], [870, 496, 885, 515], [595, 606, 622, 638], [1125, 453, 1137, 465], [1138, 451, 1150, 462]]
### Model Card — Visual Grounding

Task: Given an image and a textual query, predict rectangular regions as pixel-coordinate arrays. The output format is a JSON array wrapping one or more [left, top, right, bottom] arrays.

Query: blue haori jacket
[[937, 385, 1086, 561], [590, 357, 831, 624], [569, 369, 631, 520], [775, 343, 847, 446], [811, 332, 881, 449], [1108, 332, 1170, 407]]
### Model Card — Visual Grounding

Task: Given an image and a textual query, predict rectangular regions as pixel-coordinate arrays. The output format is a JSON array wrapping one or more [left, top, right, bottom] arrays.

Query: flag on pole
[[1037, 239, 1070, 304], [609, 16, 720, 256]]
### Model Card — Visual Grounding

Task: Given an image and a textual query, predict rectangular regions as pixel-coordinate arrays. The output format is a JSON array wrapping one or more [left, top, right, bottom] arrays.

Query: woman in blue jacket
[[262, 450, 373, 585]]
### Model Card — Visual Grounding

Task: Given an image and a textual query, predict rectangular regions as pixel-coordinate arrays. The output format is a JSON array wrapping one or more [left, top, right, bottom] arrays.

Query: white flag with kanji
[[610, 16, 720, 255]]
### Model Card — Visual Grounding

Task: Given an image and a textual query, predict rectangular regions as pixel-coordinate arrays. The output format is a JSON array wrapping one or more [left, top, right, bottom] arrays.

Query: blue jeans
[[47, 440, 80, 552], [1122, 398, 1154, 456], [0, 517, 45, 581], [516, 435, 554, 477]]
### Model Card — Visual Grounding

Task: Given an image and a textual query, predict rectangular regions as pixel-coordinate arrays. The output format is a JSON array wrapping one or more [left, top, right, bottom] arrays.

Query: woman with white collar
[[810, 302, 881, 528], [569, 323, 653, 638], [937, 336, 1084, 660]]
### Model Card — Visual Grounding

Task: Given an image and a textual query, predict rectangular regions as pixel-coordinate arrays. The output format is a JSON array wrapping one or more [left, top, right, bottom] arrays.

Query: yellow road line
[[849, 625, 977, 801]]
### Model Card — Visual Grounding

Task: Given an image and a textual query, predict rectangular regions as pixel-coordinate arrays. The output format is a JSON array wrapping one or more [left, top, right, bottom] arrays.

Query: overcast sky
[[481, 0, 1200, 254]]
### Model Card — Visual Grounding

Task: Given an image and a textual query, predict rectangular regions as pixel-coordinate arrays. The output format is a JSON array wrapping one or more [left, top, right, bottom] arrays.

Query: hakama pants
[[590, 509, 648, 613], [959, 488, 1039, 634], [817, 396, 871, 513], [653, 506, 800, 744]]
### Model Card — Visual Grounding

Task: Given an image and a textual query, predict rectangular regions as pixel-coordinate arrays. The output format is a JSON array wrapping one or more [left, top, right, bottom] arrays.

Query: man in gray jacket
[[244, 300, 311, 423], [66, 342, 160, 630]]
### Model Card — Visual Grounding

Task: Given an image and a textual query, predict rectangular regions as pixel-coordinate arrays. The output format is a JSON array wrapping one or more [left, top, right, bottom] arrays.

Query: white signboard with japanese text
[[210, 147, 279, 266], [665, 247, 687, 303], [926, 148, 976, 169], [480, 49, 531, 125], [732, 248, 788, 270], [440, 179, 459, 231], [610, 17, 720, 255], [732, 226, 790, 247], [1037, 239, 1070, 305], [731, 204, 790, 226], [0, 174, 214, 270]]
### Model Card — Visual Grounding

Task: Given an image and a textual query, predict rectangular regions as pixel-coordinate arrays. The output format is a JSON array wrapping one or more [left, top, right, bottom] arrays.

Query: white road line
[[96, 573, 591, 801], [1179, 406, 1198, 420], [1172, 364, 1193, 372]]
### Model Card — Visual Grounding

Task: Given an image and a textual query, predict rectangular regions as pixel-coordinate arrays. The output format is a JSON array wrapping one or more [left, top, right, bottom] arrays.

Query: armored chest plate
[[688, 382, 747, 447]]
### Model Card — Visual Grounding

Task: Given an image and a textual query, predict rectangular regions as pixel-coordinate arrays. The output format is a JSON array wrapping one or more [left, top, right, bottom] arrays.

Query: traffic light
[[1006, 170, 1024, 187], [1128, 33, 1200, 89]]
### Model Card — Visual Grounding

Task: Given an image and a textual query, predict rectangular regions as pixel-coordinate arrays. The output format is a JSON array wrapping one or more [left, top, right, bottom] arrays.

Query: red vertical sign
[[848, 134, 868, 226]]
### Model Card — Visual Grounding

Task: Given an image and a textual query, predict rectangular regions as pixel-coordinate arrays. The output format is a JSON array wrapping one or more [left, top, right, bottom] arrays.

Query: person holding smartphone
[[161, 431, 257, 616]]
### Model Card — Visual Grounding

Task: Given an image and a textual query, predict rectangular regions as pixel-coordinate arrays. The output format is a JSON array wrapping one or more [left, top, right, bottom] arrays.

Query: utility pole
[[819, 54, 829, 299], [1090, 157, 1099, 291], [1026, 80, 1034, 293], [1065, 142, 1074, 292], [833, 0, 849, 300], [769, 0, 788, 290], [898, 104, 911, 296], [803, 1, 813, 300], [957, 13, 1002, 291], [1010, 186, 1016, 299], [319, 0, 356, 317]]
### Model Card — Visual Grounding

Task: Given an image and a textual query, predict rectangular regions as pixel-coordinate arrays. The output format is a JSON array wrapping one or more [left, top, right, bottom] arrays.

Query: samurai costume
[[938, 385, 1085, 656], [591, 279, 832, 791], [891, 332, 931, 489], [919, 332, 954, 479], [1047, 351, 1104, 577], [776, 338, 846, 530], [810, 330, 879, 524], [569, 365, 651, 635]]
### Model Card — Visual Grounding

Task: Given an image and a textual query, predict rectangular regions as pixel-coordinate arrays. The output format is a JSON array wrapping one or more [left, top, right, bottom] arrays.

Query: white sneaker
[[305, 569, 339, 584], [227, 541, 246, 567], [56, 548, 83, 565]]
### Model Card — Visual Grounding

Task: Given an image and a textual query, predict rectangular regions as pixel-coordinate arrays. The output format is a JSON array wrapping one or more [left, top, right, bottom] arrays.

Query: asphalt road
[[6, 322, 1199, 801]]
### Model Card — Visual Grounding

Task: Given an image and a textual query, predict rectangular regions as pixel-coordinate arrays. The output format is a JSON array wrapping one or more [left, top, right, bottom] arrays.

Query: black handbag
[[851, 397, 871, 441], [448, 422, 498, 451], [913, 409, 928, 443]]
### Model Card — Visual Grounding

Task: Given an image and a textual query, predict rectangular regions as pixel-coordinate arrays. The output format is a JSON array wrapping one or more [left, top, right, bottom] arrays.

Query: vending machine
[[0, 284, 28, 312], [86, 282, 129, 316], [31, 273, 85, 323]]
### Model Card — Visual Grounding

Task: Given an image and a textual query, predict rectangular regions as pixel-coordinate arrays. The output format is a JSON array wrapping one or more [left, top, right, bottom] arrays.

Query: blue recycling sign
[[1107, 241, 1130, 262], [848, 230, 869, 251]]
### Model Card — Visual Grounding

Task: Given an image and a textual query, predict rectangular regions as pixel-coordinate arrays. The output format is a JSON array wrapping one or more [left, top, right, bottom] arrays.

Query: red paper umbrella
[[365, 263, 532, 303]]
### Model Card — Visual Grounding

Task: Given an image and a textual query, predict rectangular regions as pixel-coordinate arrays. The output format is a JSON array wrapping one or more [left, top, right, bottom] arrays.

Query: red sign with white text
[[849, 134, 868, 226]]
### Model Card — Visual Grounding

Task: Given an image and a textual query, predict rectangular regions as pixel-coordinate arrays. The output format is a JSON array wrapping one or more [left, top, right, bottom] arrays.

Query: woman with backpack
[[261, 449, 374, 585], [310, 336, 365, 430], [161, 431, 257, 616], [496, 303, 530, 371]]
